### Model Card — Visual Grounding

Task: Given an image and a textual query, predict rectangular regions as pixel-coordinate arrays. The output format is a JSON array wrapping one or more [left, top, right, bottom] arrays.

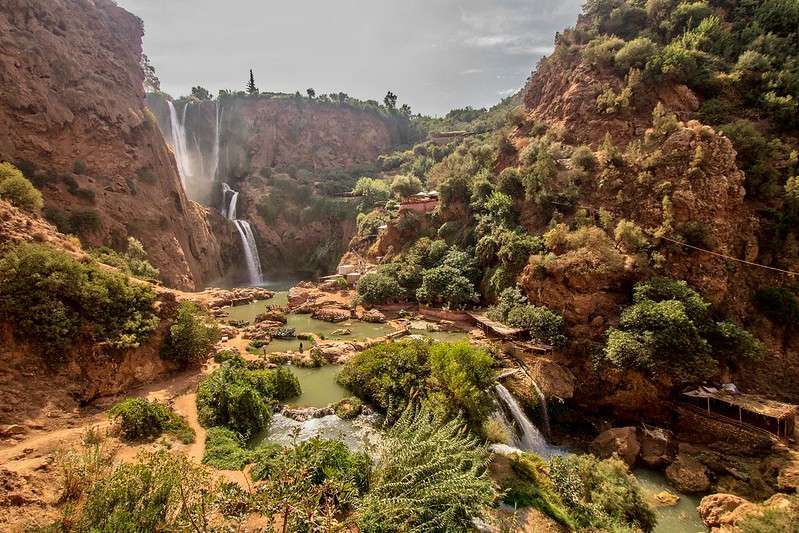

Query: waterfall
[[222, 182, 262, 285], [211, 103, 221, 181], [234, 220, 263, 285], [530, 379, 551, 438], [494, 383, 553, 457], [167, 100, 192, 188]]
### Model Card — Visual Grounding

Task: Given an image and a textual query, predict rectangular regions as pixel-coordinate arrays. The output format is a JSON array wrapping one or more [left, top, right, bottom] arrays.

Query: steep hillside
[[0, 0, 233, 289]]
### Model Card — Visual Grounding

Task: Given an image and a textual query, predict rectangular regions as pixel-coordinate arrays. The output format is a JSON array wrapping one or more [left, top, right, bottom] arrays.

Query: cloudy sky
[[116, 0, 583, 116]]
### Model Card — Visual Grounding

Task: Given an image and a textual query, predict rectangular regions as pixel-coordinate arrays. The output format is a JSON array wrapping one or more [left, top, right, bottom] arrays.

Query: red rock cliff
[[0, 0, 231, 289]]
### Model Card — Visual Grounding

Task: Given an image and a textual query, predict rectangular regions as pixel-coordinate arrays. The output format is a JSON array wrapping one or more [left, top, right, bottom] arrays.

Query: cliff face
[[147, 94, 400, 277], [0, 0, 232, 290]]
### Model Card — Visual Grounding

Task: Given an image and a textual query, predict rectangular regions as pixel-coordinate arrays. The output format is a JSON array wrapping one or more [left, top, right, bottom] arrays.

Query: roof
[[467, 312, 526, 337], [683, 388, 798, 419]]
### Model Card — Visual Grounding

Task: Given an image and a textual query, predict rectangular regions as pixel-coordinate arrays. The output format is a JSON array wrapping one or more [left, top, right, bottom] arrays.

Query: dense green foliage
[[603, 278, 763, 382], [549, 453, 657, 532], [161, 302, 221, 366], [356, 271, 403, 305], [0, 243, 158, 362], [196, 363, 301, 438], [755, 286, 799, 327], [108, 398, 193, 444], [0, 162, 43, 213], [357, 407, 496, 532], [89, 237, 160, 281], [202, 426, 256, 469], [501, 452, 577, 529], [338, 340, 496, 428], [488, 287, 567, 346]]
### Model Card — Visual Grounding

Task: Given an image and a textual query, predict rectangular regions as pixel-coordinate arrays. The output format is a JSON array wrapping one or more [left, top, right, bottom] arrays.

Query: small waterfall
[[211, 103, 222, 181], [222, 182, 262, 285], [494, 383, 552, 457], [167, 100, 192, 188], [530, 378, 551, 438]]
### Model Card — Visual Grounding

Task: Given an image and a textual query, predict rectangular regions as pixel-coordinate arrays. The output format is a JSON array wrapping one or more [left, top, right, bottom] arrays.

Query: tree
[[306, 88, 316, 99], [0, 162, 43, 213], [190, 86, 211, 100], [399, 103, 412, 116], [390, 174, 423, 198], [140, 54, 160, 92], [384, 90, 398, 110], [246, 69, 258, 95], [161, 302, 220, 367]]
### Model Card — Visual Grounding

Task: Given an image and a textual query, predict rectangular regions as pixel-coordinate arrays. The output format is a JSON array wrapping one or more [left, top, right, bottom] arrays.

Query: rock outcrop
[[666, 454, 712, 493], [0, 0, 232, 289], [589, 427, 640, 466]]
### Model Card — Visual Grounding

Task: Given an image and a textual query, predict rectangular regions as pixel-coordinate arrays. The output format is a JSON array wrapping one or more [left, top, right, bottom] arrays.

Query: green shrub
[[390, 174, 423, 198], [337, 340, 430, 414], [73, 451, 220, 532], [507, 304, 567, 347], [108, 397, 193, 443], [0, 162, 43, 213], [69, 209, 102, 234], [357, 407, 496, 532], [195, 364, 296, 439], [352, 177, 391, 212], [249, 438, 371, 530], [428, 341, 495, 425], [615, 37, 657, 71], [161, 302, 221, 366], [333, 396, 363, 419], [90, 237, 160, 281], [570, 145, 597, 171], [550, 453, 656, 532], [203, 426, 253, 469], [0, 243, 158, 362], [502, 452, 577, 529], [755, 287, 799, 326], [738, 494, 799, 533], [415, 265, 478, 308], [356, 272, 404, 305]]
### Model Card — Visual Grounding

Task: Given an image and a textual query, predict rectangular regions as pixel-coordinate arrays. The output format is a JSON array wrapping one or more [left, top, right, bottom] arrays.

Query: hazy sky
[[116, 0, 583, 116]]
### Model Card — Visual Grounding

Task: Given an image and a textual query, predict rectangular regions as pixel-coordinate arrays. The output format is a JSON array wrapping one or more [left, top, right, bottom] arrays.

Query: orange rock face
[[0, 0, 232, 289]]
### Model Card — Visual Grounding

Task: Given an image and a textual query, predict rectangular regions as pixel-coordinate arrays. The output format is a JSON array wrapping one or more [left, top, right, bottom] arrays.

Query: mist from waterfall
[[222, 182, 263, 285], [167, 100, 191, 189], [494, 383, 555, 457], [165, 99, 222, 200]]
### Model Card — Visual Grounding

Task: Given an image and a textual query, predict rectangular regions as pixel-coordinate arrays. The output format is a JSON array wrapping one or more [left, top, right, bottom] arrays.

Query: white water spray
[[167, 100, 192, 188], [530, 379, 551, 438], [222, 182, 262, 285], [494, 383, 553, 457]]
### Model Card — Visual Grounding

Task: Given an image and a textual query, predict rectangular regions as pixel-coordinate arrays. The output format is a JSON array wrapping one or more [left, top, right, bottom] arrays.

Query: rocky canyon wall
[[0, 0, 233, 290]]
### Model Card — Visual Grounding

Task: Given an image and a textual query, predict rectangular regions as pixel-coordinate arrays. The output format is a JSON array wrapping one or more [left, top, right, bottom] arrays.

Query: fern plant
[[357, 406, 497, 532]]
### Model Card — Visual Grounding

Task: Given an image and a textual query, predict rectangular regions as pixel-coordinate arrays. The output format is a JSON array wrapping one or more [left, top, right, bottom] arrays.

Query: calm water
[[634, 469, 705, 533], [285, 365, 350, 408]]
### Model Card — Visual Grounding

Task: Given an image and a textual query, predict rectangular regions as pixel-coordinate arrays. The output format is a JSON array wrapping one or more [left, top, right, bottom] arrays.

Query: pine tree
[[246, 69, 258, 95]]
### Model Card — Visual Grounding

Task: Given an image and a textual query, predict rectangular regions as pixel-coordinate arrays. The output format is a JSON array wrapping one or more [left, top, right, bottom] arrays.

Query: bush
[[90, 237, 160, 281], [357, 407, 496, 532], [72, 451, 220, 532], [549, 453, 656, 532], [196, 363, 298, 439], [570, 145, 597, 171], [507, 304, 567, 347], [203, 426, 254, 469], [615, 37, 657, 71], [390, 174, 423, 198], [0, 163, 43, 214], [755, 287, 799, 326], [249, 438, 371, 530], [161, 302, 221, 366], [502, 452, 576, 529], [415, 265, 478, 308], [428, 341, 495, 425], [108, 397, 193, 443], [337, 340, 430, 414], [352, 177, 391, 211], [0, 243, 158, 362], [356, 272, 403, 305]]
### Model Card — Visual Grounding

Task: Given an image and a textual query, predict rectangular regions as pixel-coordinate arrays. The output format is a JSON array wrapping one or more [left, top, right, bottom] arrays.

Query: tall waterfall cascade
[[494, 383, 556, 457], [222, 182, 263, 286], [165, 100, 222, 195]]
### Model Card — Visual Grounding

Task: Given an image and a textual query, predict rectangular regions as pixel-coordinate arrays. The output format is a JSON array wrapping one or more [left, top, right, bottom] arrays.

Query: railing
[[677, 402, 783, 442]]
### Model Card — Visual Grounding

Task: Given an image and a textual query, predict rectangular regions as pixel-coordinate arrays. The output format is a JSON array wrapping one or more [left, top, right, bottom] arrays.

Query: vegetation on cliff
[[0, 243, 158, 362], [108, 397, 194, 444]]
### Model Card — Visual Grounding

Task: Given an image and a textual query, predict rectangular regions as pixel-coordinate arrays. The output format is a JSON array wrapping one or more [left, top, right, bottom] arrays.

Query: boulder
[[589, 427, 640, 466], [527, 358, 576, 400], [312, 306, 351, 323], [698, 493, 750, 529], [666, 454, 711, 493], [255, 308, 287, 324], [639, 425, 674, 467], [655, 491, 680, 506], [361, 308, 386, 323]]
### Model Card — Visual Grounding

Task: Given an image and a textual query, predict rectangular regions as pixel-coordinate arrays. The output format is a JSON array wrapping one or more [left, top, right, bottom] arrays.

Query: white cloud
[[460, 68, 484, 75]]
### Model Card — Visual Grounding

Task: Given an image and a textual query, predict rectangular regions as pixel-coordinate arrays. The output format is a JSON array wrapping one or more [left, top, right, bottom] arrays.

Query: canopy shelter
[[682, 387, 797, 439]]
